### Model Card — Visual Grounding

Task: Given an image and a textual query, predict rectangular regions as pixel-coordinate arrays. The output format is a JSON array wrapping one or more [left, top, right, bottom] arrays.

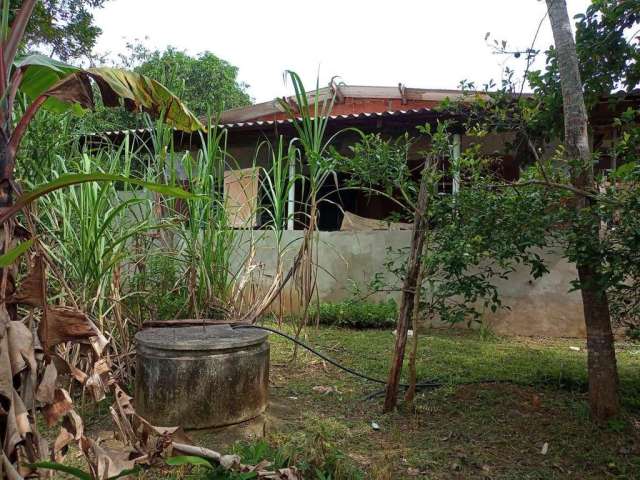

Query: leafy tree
[[123, 43, 252, 116], [336, 124, 556, 410], [11, 0, 109, 60], [527, 0, 640, 136], [339, 1, 640, 419], [52, 43, 253, 141]]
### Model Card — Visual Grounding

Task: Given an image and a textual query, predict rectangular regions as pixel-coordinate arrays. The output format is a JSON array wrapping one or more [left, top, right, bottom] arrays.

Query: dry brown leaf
[[6, 321, 36, 377], [259, 467, 300, 480], [1, 451, 23, 480], [0, 319, 34, 458], [80, 436, 137, 480], [171, 442, 222, 462], [8, 254, 45, 308], [89, 326, 109, 357], [111, 384, 186, 457], [86, 372, 107, 402], [85, 358, 113, 402], [220, 454, 241, 470], [42, 389, 73, 426], [7, 320, 38, 409], [3, 389, 31, 458], [40, 307, 96, 349], [52, 427, 74, 462], [63, 409, 85, 440], [35, 361, 57, 404], [53, 355, 88, 384]]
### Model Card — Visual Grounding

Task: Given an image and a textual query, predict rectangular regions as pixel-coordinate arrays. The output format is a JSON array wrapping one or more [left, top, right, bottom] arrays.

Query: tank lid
[[135, 324, 268, 351]]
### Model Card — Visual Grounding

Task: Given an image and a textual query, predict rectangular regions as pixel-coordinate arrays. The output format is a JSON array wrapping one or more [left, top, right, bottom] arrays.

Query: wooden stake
[[383, 158, 431, 413]]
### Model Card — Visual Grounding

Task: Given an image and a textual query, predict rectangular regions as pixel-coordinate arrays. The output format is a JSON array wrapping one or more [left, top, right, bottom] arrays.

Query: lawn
[[70, 325, 640, 480], [178, 325, 640, 480]]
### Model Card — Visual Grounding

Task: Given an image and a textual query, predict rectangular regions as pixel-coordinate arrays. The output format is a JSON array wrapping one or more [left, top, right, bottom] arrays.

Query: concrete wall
[[232, 230, 586, 338]]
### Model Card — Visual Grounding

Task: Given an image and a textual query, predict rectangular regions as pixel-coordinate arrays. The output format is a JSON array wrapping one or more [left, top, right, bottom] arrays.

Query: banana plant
[[0, 0, 204, 474], [0, 0, 204, 279]]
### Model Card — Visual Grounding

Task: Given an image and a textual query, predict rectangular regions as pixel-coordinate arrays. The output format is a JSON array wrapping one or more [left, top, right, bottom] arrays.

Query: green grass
[[230, 325, 640, 479], [62, 326, 640, 480]]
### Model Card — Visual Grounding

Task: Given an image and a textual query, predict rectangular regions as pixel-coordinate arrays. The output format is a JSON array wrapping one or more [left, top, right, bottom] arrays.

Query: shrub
[[313, 299, 397, 329]]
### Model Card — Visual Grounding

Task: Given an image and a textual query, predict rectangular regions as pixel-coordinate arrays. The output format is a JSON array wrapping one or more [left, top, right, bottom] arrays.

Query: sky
[[92, 0, 592, 104]]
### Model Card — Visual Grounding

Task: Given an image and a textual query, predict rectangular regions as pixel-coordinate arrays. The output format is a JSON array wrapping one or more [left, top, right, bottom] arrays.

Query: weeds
[[312, 300, 398, 329]]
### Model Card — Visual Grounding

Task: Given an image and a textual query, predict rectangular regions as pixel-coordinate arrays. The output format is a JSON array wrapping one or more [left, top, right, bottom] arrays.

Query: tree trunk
[[578, 263, 619, 418], [404, 261, 424, 405], [383, 159, 431, 413], [546, 0, 620, 420]]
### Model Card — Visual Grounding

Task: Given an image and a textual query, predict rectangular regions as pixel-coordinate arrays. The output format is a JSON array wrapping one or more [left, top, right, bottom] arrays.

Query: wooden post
[[383, 158, 431, 413]]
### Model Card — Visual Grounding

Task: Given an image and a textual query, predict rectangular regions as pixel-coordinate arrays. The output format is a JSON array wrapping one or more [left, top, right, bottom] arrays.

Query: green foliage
[[269, 415, 365, 480], [333, 132, 414, 199], [338, 123, 555, 327], [128, 44, 252, 116], [15, 0, 109, 61], [165, 435, 362, 480], [166, 455, 258, 479], [527, 0, 640, 135], [626, 326, 640, 341], [29, 461, 139, 480], [313, 299, 398, 329], [128, 252, 184, 321], [0, 238, 33, 267], [32, 149, 157, 321]]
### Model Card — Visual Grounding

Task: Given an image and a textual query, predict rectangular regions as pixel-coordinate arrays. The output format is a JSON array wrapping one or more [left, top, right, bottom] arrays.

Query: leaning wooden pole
[[383, 158, 431, 413]]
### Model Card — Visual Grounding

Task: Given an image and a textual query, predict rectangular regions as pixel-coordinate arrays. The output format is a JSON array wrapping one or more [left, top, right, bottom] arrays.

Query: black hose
[[232, 324, 441, 390]]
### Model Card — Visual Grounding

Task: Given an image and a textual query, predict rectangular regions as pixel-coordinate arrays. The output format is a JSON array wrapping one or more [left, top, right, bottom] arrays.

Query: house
[[85, 83, 638, 337], [88, 84, 529, 230]]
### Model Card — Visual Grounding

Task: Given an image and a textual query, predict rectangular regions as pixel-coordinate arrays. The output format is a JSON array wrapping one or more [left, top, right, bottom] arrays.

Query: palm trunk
[[546, 0, 620, 420]]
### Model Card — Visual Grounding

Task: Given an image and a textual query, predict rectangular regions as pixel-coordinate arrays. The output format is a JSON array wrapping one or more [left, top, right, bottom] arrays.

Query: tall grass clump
[[31, 134, 156, 377]]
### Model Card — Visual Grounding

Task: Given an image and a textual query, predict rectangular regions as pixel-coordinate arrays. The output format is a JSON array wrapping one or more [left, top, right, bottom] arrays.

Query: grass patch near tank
[[184, 324, 640, 479], [48, 325, 640, 479]]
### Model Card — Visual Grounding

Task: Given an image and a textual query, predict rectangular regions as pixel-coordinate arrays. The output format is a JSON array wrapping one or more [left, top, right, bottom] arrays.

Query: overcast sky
[[93, 0, 591, 103]]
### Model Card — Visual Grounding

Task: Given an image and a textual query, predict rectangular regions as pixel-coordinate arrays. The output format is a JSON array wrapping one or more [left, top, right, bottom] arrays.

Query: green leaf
[[16, 54, 84, 114], [166, 455, 215, 469], [28, 461, 139, 480], [16, 56, 204, 131], [611, 161, 638, 180], [0, 173, 200, 226], [107, 466, 141, 479], [28, 462, 92, 480], [0, 238, 34, 267], [87, 68, 205, 132], [237, 472, 258, 479]]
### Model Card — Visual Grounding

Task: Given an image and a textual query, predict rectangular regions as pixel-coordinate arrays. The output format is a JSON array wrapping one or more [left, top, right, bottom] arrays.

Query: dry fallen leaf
[[541, 442, 549, 455], [42, 389, 73, 426], [36, 361, 57, 404], [312, 385, 338, 395], [9, 254, 45, 308], [40, 307, 96, 349]]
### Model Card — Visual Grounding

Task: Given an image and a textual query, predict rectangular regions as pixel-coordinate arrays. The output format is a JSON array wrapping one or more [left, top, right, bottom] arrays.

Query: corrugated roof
[[217, 85, 481, 123], [220, 107, 434, 129], [90, 107, 437, 138]]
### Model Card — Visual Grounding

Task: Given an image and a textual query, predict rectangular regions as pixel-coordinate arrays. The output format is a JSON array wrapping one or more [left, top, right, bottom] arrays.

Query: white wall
[[231, 230, 586, 337]]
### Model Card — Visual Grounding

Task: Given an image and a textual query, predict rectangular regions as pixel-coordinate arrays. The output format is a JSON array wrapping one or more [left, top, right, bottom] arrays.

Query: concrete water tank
[[134, 324, 269, 428]]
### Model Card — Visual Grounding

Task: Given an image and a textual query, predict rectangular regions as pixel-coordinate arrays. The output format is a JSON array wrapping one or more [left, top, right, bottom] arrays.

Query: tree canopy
[[122, 43, 252, 117], [12, 0, 109, 60]]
